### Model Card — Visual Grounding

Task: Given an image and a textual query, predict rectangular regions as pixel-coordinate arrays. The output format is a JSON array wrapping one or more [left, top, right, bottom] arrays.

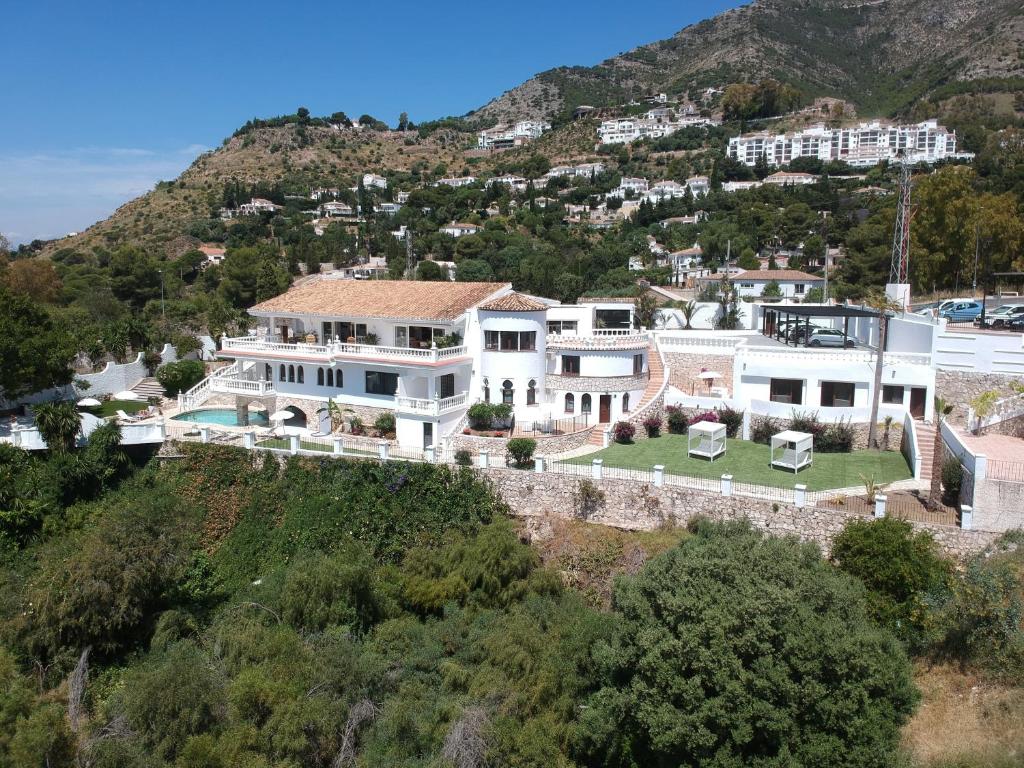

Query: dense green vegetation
[[0, 438, 1021, 765]]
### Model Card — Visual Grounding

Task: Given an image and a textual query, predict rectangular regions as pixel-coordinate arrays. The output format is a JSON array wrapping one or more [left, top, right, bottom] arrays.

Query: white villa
[[203, 280, 654, 449], [435, 176, 478, 188], [440, 222, 482, 238], [477, 120, 551, 150], [236, 198, 282, 216], [728, 120, 970, 168], [543, 163, 606, 182], [598, 112, 719, 145], [361, 173, 388, 189], [698, 269, 825, 300]]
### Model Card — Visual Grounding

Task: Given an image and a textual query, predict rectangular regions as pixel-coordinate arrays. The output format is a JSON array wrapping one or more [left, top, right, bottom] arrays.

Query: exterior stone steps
[[130, 377, 167, 401], [916, 422, 936, 481]]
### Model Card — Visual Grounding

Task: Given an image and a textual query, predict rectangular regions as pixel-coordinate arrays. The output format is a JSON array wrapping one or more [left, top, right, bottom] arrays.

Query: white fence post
[[378, 442, 390, 461], [11, 429, 21, 448], [741, 410, 752, 441], [199, 426, 210, 444], [243, 430, 255, 450], [333, 436, 344, 455], [479, 450, 489, 469], [534, 456, 545, 473], [425, 443, 435, 463], [874, 493, 887, 518], [721, 474, 733, 497], [602, 428, 610, 448], [794, 484, 806, 508], [289, 434, 300, 455], [158, 421, 167, 440], [960, 504, 973, 530], [653, 464, 664, 487], [974, 453, 988, 482], [592, 458, 603, 480]]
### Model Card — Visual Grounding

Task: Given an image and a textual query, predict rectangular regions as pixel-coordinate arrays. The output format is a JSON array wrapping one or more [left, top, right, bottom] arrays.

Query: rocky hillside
[[473, 0, 1024, 122]]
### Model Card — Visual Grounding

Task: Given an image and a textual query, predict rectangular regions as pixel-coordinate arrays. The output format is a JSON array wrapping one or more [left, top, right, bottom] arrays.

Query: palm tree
[[928, 396, 955, 510], [34, 401, 81, 453], [680, 300, 698, 330], [317, 400, 346, 433], [864, 291, 903, 450]]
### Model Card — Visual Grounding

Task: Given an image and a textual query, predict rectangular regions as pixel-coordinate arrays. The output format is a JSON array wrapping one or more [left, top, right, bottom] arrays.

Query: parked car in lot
[[806, 328, 856, 348], [783, 322, 829, 343], [939, 301, 984, 322], [1006, 314, 1024, 332], [976, 304, 1024, 328]]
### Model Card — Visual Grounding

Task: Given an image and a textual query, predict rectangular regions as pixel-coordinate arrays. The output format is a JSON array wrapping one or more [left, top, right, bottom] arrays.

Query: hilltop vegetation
[[473, 0, 1024, 123]]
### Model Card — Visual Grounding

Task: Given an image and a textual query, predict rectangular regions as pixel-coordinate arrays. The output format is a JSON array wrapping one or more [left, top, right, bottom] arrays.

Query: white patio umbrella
[[697, 371, 723, 381], [113, 390, 140, 401], [269, 410, 293, 422], [77, 397, 102, 407]]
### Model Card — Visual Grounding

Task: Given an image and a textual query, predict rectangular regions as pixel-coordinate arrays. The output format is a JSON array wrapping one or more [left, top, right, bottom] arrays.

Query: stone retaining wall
[[936, 370, 1024, 425], [663, 352, 734, 396], [450, 426, 595, 456], [747, 413, 903, 452], [476, 467, 998, 560]]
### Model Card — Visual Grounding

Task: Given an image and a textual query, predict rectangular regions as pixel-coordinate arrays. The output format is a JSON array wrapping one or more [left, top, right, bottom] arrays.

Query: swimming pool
[[171, 408, 270, 427]]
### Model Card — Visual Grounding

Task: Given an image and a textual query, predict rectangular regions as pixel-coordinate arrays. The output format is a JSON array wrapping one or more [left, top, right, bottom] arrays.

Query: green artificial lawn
[[89, 400, 149, 418], [570, 435, 912, 491], [256, 437, 375, 456]]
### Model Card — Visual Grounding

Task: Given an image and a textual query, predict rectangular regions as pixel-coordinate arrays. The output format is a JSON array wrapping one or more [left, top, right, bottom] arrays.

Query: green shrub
[[831, 517, 952, 649], [576, 521, 918, 766], [156, 360, 206, 396], [819, 419, 855, 453], [374, 412, 396, 436], [750, 415, 781, 444], [716, 405, 744, 438], [506, 438, 537, 467], [942, 456, 963, 503], [467, 402, 494, 430], [665, 405, 688, 434], [455, 449, 472, 466]]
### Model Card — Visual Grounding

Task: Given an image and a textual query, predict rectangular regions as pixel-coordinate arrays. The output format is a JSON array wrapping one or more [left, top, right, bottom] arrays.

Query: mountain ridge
[[471, 0, 1024, 123]]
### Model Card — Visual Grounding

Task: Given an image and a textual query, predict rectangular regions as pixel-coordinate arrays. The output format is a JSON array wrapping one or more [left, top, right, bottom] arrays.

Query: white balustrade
[[394, 391, 468, 415], [220, 336, 468, 365], [546, 332, 649, 350]]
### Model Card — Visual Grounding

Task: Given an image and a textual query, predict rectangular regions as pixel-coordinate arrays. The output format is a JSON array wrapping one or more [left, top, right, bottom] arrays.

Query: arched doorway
[[283, 405, 307, 429]]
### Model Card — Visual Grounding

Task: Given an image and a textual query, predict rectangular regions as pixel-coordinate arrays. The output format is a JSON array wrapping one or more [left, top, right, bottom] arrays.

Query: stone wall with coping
[[546, 373, 648, 392], [450, 427, 595, 456], [476, 467, 999, 560], [663, 352, 735, 396], [936, 370, 1024, 426]]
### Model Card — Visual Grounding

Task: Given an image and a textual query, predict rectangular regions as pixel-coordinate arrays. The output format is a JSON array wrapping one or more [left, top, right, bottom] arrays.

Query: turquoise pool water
[[171, 408, 270, 427]]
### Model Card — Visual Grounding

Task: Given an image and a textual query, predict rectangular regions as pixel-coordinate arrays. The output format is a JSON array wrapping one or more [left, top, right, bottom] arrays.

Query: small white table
[[770, 430, 814, 473], [688, 420, 726, 461]]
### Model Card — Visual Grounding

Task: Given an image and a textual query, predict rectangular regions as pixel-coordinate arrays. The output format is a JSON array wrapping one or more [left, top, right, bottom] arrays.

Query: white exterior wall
[[549, 348, 645, 377], [550, 387, 645, 422], [733, 280, 822, 299], [478, 310, 548, 415]]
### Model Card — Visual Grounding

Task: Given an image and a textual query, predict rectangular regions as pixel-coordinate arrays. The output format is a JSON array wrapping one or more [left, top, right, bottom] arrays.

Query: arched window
[[279, 364, 286, 382], [317, 368, 324, 386], [336, 370, 343, 388], [297, 366, 304, 384], [265, 363, 272, 381], [287, 365, 294, 383], [326, 368, 334, 387], [483, 378, 490, 403], [581, 394, 592, 414], [527, 379, 536, 405], [622, 392, 630, 413], [502, 379, 514, 405], [565, 393, 575, 413]]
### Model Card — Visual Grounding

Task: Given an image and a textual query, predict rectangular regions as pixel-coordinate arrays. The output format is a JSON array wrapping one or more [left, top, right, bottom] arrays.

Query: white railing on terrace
[[592, 328, 635, 336], [546, 332, 649, 350], [736, 346, 931, 366], [658, 335, 744, 350], [220, 335, 469, 364], [395, 391, 468, 415], [180, 362, 238, 411], [210, 377, 276, 396]]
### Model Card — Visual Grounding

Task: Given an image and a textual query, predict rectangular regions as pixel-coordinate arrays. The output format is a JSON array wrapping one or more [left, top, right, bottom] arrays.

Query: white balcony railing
[[736, 345, 931, 367], [395, 391, 468, 416], [220, 336, 469, 365], [546, 332, 650, 350], [210, 376, 276, 396]]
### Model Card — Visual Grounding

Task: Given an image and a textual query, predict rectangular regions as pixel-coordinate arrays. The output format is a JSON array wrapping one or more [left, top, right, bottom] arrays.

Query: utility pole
[[159, 269, 165, 319], [886, 157, 913, 309], [972, 223, 980, 297], [405, 226, 415, 280]]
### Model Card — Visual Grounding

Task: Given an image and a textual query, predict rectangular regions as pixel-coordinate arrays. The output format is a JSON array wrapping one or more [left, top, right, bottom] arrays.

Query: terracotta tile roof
[[250, 279, 509, 321], [479, 292, 548, 312]]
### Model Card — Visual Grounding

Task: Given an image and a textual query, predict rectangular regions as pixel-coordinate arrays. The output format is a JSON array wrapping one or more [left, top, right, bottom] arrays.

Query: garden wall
[[477, 467, 998, 560], [936, 370, 1024, 426], [450, 427, 595, 456], [663, 352, 734, 396]]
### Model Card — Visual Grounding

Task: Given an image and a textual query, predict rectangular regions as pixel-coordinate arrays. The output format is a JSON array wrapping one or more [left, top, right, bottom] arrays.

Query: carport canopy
[[761, 304, 881, 347]]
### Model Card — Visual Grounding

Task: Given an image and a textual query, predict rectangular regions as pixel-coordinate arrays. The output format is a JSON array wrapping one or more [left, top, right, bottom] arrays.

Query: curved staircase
[[586, 342, 668, 447]]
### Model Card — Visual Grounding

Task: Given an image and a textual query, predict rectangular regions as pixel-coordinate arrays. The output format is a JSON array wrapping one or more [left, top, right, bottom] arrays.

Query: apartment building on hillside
[[477, 120, 551, 150], [727, 120, 969, 168]]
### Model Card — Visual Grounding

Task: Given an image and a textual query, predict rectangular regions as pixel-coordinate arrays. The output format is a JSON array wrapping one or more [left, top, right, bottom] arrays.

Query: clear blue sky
[[0, 0, 739, 244]]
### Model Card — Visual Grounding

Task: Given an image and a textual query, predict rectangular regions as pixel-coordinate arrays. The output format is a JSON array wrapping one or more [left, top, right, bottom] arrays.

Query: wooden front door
[[423, 422, 433, 450], [599, 395, 612, 424], [909, 387, 927, 419]]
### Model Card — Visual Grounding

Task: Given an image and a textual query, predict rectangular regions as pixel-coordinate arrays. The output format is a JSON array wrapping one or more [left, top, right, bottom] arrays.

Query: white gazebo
[[687, 420, 726, 461], [770, 430, 814, 473]]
